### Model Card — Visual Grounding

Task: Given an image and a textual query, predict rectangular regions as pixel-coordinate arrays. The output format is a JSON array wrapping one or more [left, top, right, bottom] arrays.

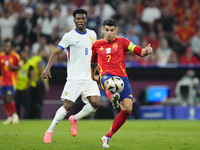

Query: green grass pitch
[[0, 120, 200, 150]]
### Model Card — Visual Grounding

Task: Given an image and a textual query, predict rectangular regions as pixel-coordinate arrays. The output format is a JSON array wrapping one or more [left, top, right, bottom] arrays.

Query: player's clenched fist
[[41, 70, 52, 79]]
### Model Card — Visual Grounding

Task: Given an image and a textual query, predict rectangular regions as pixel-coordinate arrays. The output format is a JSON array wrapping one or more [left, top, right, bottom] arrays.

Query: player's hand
[[145, 44, 153, 54], [93, 75, 100, 82], [41, 70, 52, 79], [141, 44, 153, 56]]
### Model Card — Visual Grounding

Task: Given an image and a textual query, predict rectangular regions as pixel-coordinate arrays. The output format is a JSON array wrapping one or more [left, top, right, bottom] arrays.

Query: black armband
[[91, 63, 97, 68]]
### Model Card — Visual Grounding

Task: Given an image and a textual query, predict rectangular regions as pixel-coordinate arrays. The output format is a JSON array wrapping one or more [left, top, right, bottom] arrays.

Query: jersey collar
[[75, 29, 87, 35]]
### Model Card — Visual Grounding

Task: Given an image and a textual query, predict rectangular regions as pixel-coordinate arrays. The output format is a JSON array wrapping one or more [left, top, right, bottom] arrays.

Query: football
[[106, 76, 124, 94]]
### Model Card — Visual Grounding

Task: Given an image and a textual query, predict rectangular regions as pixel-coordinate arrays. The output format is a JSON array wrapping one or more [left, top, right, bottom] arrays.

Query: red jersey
[[180, 55, 200, 65], [91, 37, 142, 77], [0, 51, 21, 87]]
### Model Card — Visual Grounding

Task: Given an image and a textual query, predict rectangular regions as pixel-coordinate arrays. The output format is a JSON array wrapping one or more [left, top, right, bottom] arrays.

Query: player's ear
[[115, 27, 117, 33], [102, 27, 104, 33]]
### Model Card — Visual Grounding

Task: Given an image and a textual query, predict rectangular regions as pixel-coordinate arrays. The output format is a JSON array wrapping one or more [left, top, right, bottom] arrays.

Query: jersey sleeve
[[58, 33, 70, 50], [91, 43, 98, 64], [12, 52, 21, 67], [123, 38, 142, 56]]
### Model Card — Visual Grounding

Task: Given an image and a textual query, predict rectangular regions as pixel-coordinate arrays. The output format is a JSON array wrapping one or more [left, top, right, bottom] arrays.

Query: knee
[[90, 96, 101, 109], [120, 98, 133, 112], [63, 100, 74, 111], [123, 107, 132, 113]]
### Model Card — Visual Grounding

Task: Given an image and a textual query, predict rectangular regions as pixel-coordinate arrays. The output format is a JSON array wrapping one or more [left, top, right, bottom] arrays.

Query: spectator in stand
[[124, 26, 140, 46], [180, 47, 200, 65], [174, 18, 194, 49], [132, 0, 145, 18], [65, 5, 77, 31], [31, 36, 51, 62], [156, 38, 172, 66], [36, 9, 57, 43], [0, 9, 17, 40], [191, 0, 200, 18], [81, 0, 92, 12], [190, 29, 200, 60], [125, 17, 143, 37], [86, 5, 101, 37], [167, 52, 179, 65], [157, 6, 176, 48], [49, 0, 67, 18], [94, 0, 116, 22], [15, 7, 36, 47], [115, 26, 124, 38], [144, 31, 159, 50], [52, 6, 68, 39], [125, 52, 136, 68], [141, 0, 161, 31]]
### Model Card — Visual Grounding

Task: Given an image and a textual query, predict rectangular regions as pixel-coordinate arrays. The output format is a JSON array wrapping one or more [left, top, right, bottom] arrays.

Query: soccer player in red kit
[[0, 39, 21, 125], [91, 19, 153, 148]]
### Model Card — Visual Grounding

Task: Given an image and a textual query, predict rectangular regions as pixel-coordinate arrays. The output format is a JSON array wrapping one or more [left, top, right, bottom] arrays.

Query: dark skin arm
[[9, 65, 21, 71], [91, 63, 99, 82], [41, 46, 63, 79]]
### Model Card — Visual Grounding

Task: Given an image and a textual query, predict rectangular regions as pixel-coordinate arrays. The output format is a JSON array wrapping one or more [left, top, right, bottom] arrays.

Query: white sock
[[47, 105, 67, 132], [74, 103, 96, 121]]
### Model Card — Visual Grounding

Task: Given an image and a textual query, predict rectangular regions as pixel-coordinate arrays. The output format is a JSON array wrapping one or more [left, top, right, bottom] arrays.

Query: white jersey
[[58, 28, 97, 80]]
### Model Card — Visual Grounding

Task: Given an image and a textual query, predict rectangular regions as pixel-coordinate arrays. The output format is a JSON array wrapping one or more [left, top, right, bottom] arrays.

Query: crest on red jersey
[[106, 48, 111, 54], [113, 42, 118, 50]]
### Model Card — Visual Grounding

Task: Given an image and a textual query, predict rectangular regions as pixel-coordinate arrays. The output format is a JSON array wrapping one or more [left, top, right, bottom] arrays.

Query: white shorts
[[60, 78, 100, 104]]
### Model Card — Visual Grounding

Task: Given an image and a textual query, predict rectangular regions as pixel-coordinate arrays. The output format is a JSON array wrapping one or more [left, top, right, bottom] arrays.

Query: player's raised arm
[[41, 47, 63, 79]]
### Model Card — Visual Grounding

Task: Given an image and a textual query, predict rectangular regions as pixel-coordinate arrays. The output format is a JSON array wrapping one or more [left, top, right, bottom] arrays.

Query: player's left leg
[[69, 97, 100, 137], [69, 79, 100, 137], [109, 99, 132, 131]]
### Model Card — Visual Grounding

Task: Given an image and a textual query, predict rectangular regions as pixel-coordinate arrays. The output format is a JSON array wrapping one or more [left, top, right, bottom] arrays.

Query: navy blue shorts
[[100, 74, 133, 103], [1, 85, 14, 96]]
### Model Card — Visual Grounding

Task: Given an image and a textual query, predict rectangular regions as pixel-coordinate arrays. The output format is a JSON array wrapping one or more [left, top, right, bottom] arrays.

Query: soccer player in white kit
[[41, 9, 100, 143]]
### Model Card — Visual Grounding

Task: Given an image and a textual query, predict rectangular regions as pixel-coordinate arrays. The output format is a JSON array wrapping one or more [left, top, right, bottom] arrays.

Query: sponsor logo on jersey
[[99, 47, 104, 51], [106, 48, 111, 54], [113, 42, 118, 50]]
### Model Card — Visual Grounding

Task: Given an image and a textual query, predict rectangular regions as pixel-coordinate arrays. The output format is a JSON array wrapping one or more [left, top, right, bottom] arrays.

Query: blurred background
[[0, 0, 200, 120]]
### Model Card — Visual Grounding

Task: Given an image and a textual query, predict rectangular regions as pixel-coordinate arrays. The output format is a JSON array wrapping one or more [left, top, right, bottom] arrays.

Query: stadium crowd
[[0, 0, 200, 66]]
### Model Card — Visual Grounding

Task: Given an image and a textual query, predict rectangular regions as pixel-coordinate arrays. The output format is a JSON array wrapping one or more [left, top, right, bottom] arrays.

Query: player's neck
[[76, 28, 86, 33], [104, 37, 116, 43]]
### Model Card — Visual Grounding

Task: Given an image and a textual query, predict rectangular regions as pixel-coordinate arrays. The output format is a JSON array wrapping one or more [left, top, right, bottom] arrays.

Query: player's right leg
[[1, 87, 14, 125]]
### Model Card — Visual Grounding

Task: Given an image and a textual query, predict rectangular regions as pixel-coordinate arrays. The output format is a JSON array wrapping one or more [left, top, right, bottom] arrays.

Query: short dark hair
[[73, 9, 87, 18], [103, 19, 117, 27], [2, 38, 12, 46]]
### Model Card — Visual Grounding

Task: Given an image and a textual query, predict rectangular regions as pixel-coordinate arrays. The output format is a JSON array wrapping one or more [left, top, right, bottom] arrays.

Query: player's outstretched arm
[[141, 44, 153, 57], [41, 47, 63, 79], [91, 63, 99, 82]]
